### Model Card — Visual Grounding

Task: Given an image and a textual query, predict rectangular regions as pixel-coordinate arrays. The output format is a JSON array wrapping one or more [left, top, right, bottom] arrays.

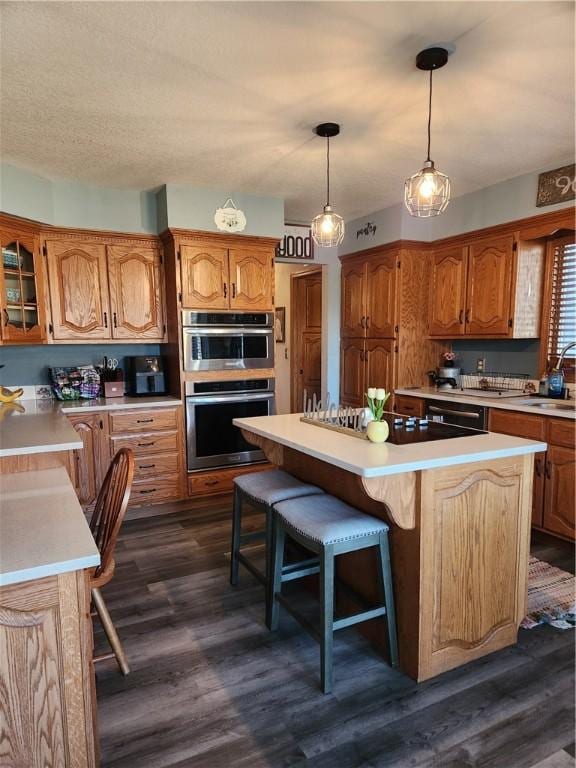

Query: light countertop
[[395, 387, 576, 419], [234, 413, 546, 478], [0, 467, 100, 587], [0, 395, 182, 458], [0, 405, 82, 457]]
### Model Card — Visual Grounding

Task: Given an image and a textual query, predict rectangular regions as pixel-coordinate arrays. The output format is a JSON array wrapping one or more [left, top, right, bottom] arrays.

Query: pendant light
[[404, 47, 451, 217], [311, 122, 345, 247]]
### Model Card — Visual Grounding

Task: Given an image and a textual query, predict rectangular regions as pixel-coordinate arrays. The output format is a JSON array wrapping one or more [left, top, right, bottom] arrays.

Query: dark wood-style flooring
[[94, 495, 576, 768]]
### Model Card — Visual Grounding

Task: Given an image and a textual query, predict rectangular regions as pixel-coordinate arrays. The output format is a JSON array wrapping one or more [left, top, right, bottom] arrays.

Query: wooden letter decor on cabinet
[[45, 240, 110, 339], [107, 244, 165, 339]]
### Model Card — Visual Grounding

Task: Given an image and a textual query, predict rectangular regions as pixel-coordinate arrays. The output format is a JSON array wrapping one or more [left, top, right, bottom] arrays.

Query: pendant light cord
[[426, 69, 433, 162], [326, 135, 331, 206]]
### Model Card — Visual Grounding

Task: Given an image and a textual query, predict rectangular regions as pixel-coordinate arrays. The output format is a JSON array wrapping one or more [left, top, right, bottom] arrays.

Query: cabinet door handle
[[360, 316, 365, 328], [2, 308, 8, 326], [138, 488, 157, 494], [223, 283, 227, 298], [545, 460, 552, 480], [113, 312, 118, 328], [205, 480, 219, 486], [465, 309, 470, 323], [232, 283, 236, 298], [458, 309, 464, 324], [137, 441, 155, 447], [138, 463, 156, 469], [137, 418, 154, 424], [103, 311, 108, 328], [535, 458, 542, 477], [366, 316, 370, 328]]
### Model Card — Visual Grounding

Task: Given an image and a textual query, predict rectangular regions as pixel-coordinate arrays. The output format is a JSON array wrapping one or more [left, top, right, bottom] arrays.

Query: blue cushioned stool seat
[[230, 469, 323, 626], [270, 493, 398, 694]]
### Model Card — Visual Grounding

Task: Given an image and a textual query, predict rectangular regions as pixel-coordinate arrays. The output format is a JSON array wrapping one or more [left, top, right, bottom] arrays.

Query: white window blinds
[[547, 236, 576, 367]]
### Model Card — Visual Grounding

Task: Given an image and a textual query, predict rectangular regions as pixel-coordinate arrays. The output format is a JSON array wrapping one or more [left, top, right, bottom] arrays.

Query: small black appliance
[[125, 356, 167, 396]]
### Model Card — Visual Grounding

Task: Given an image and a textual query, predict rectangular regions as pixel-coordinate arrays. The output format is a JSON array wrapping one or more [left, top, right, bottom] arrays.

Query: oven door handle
[[428, 405, 482, 419], [182, 328, 273, 336], [187, 392, 275, 404]]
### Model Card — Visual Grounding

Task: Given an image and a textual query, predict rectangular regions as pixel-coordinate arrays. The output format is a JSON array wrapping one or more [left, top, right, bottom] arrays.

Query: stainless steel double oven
[[183, 311, 275, 471]]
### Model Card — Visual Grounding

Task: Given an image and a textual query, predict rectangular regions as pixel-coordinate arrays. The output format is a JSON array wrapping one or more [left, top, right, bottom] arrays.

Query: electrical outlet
[[477, 358, 486, 373]]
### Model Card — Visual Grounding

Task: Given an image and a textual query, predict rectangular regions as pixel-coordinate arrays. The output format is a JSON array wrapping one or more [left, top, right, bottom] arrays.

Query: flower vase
[[366, 420, 389, 444]]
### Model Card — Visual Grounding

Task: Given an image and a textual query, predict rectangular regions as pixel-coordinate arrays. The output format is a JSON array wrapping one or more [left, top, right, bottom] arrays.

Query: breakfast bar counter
[[235, 413, 546, 681]]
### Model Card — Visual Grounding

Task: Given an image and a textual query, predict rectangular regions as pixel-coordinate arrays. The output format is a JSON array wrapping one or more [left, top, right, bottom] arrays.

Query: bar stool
[[270, 494, 398, 694], [230, 469, 324, 625]]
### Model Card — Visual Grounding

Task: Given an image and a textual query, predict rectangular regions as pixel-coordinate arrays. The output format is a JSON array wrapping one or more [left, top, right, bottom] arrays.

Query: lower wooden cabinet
[[394, 394, 426, 417], [67, 413, 107, 511], [107, 406, 185, 506], [188, 463, 274, 497], [67, 405, 186, 510], [340, 338, 394, 407], [0, 570, 97, 767], [488, 408, 575, 540]]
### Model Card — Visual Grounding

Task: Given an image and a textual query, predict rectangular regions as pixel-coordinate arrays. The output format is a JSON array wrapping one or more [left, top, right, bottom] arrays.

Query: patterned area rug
[[521, 556, 576, 629]]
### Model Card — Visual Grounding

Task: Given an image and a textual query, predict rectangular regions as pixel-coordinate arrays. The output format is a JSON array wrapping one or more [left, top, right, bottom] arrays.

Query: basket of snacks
[[49, 365, 101, 400]]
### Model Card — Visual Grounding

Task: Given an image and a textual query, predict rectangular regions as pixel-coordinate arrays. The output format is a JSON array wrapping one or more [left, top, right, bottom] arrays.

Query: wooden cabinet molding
[[488, 408, 574, 541]]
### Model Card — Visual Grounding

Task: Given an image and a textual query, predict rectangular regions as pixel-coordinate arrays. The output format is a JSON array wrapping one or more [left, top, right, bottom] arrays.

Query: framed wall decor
[[536, 164, 575, 207], [275, 307, 286, 343], [276, 223, 314, 261]]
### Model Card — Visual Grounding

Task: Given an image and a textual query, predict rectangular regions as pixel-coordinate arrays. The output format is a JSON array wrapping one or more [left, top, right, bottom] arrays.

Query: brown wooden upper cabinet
[[107, 244, 165, 339], [341, 252, 397, 338], [180, 243, 274, 311], [45, 237, 166, 341], [0, 224, 47, 344], [429, 234, 544, 339]]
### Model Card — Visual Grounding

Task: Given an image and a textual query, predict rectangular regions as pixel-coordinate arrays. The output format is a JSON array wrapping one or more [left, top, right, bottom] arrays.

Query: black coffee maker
[[125, 356, 167, 396]]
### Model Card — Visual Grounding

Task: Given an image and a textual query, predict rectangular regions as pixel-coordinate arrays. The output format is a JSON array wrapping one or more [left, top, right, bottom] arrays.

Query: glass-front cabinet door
[[0, 229, 46, 343]]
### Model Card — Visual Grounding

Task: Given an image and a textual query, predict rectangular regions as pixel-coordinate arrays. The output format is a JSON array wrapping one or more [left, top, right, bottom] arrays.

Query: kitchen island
[[0, 467, 100, 767], [234, 413, 547, 681]]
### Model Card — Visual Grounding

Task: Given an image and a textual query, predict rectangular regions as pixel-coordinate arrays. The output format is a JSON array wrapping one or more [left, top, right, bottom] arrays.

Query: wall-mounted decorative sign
[[274, 307, 286, 343], [536, 164, 575, 207], [214, 198, 247, 232], [276, 223, 314, 260], [356, 222, 377, 239]]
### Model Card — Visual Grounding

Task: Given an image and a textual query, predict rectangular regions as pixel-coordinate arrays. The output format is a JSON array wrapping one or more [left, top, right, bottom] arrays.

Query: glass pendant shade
[[404, 161, 451, 218], [311, 204, 345, 247], [311, 123, 344, 248], [404, 47, 451, 218]]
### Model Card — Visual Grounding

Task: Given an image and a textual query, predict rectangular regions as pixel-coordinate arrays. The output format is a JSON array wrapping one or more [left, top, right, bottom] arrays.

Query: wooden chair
[[89, 447, 135, 676]]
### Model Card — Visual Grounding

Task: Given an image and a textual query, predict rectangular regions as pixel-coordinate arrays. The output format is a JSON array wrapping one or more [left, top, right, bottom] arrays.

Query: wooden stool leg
[[92, 587, 130, 676], [264, 504, 274, 629], [230, 485, 242, 586], [320, 544, 335, 694], [269, 524, 285, 631], [378, 531, 399, 669]]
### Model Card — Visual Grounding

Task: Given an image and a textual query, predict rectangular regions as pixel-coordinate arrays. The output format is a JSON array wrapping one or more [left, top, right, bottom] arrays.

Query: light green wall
[[164, 184, 284, 238]]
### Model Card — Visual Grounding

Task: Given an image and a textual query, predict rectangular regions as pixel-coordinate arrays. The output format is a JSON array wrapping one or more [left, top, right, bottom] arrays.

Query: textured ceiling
[[0, 1, 574, 222]]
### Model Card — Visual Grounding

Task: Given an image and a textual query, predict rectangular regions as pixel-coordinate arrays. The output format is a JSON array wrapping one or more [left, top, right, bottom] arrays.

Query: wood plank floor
[[94, 495, 576, 768]]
